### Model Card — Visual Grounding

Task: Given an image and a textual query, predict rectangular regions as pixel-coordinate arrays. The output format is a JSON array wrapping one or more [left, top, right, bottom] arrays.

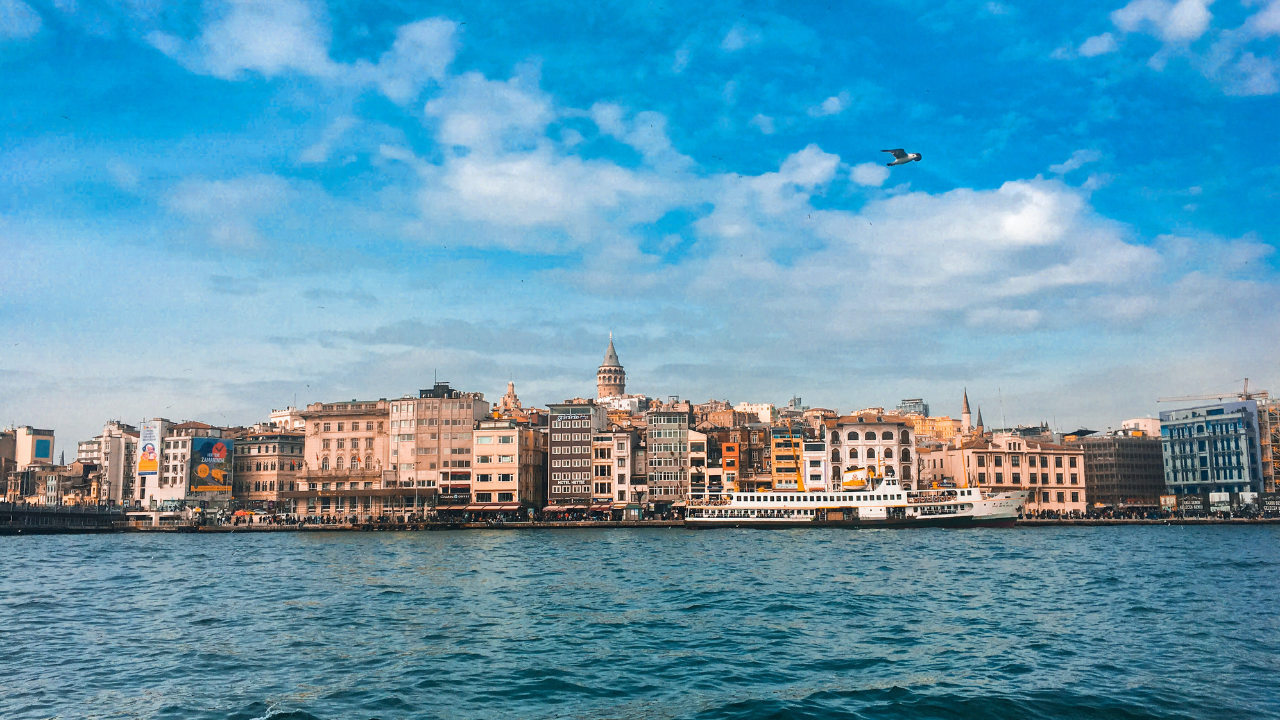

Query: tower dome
[[597, 333, 625, 398]]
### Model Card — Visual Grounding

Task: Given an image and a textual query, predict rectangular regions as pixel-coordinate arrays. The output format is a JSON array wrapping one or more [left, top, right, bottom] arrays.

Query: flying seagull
[[881, 149, 922, 166]]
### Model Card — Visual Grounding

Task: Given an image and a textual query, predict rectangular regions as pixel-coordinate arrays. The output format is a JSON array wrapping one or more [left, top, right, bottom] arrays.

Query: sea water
[[2, 525, 1277, 719]]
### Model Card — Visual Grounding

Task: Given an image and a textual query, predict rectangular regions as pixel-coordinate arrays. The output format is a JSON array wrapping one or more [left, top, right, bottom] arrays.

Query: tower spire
[[960, 388, 973, 435]]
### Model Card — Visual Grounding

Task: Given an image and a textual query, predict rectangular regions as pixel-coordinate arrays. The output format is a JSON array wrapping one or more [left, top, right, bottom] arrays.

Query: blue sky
[[1, 0, 1278, 445]]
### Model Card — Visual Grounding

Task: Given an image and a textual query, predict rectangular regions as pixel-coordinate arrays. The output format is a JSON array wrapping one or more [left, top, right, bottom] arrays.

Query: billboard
[[136, 421, 161, 478], [1178, 493, 1208, 514], [1209, 492, 1232, 513], [188, 437, 234, 493], [1261, 493, 1280, 515]]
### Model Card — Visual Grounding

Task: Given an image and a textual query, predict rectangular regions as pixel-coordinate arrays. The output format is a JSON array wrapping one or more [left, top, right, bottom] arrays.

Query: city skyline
[[2, 0, 1278, 445]]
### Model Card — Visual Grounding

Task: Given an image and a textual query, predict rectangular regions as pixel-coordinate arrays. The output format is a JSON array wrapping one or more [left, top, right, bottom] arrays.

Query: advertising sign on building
[[1178, 493, 1208, 514], [1261, 493, 1280, 514], [135, 421, 161, 478], [1159, 494, 1178, 511], [1209, 492, 1231, 513], [188, 437, 234, 493]]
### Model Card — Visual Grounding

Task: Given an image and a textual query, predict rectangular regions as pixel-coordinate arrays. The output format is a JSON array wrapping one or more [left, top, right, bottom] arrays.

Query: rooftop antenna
[[999, 387, 1006, 431]]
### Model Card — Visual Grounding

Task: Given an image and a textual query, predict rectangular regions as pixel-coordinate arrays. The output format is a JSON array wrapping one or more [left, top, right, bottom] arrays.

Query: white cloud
[[149, 0, 337, 80], [749, 114, 775, 135], [0, 0, 42, 39], [850, 162, 890, 187], [1079, 32, 1119, 56], [808, 92, 850, 117], [1049, 149, 1103, 174], [721, 23, 760, 51], [164, 174, 295, 247], [589, 103, 693, 170], [1221, 51, 1279, 94], [367, 18, 458, 104], [1112, 0, 1216, 43], [425, 69, 554, 153], [147, 3, 457, 102], [299, 115, 359, 164]]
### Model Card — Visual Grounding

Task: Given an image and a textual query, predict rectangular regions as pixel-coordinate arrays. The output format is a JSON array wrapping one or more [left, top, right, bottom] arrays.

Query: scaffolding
[[1262, 400, 1279, 493]]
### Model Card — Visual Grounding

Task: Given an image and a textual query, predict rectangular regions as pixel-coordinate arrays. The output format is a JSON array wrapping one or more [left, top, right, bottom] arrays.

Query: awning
[[589, 504, 612, 510], [671, 501, 687, 508], [542, 504, 589, 511], [464, 503, 525, 511]]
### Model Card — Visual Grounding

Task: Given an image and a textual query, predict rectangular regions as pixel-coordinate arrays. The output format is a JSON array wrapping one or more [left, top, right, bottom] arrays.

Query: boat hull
[[685, 515, 1018, 530]]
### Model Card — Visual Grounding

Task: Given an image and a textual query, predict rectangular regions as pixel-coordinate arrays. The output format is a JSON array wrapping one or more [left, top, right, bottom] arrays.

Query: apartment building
[[644, 407, 693, 512], [76, 421, 137, 506], [829, 413, 916, 487], [395, 382, 491, 511], [1068, 431, 1165, 507], [470, 418, 545, 517], [942, 434, 1088, 516], [1160, 400, 1264, 495], [287, 399, 397, 518], [547, 401, 607, 511], [590, 428, 641, 511], [231, 428, 304, 510]]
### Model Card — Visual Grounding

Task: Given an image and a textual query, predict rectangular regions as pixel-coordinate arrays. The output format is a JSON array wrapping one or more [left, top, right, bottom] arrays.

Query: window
[[499, 455, 514, 463], [881, 431, 892, 440], [476, 492, 493, 503], [994, 456, 1003, 467], [337, 423, 344, 431], [1069, 456, 1077, 468], [498, 492, 514, 502], [1055, 456, 1063, 468], [847, 431, 858, 441], [1012, 473, 1021, 484], [978, 472, 986, 483], [1056, 491, 1065, 503], [321, 457, 329, 470], [337, 439, 345, 450], [477, 455, 492, 463], [1070, 473, 1078, 484], [477, 436, 493, 444], [977, 456, 986, 467], [1056, 473, 1063, 484], [995, 472, 1003, 484], [1011, 455, 1020, 467], [323, 423, 331, 432], [1071, 492, 1079, 503]]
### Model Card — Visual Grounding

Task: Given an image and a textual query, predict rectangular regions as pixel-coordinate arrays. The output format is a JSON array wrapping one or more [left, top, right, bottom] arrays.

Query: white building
[[1122, 417, 1161, 437], [82, 421, 138, 506], [734, 402, 777, 424]]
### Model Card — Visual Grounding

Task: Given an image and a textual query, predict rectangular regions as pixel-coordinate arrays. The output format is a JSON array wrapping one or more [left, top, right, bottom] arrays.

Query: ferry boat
[[684, 476, 1027, 529]]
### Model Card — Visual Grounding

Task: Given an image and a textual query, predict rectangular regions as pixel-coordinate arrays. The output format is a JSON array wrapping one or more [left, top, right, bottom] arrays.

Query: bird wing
[[881, 149, 908, 159]]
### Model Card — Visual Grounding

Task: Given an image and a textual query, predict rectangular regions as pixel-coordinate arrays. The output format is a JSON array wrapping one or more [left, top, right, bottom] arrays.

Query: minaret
[[960, 388, 972, 435], [976, 407, 985, 433], [596, 333, 625, 398]]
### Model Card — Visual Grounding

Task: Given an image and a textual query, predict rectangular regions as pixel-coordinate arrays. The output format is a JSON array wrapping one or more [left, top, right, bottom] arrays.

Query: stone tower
[[597, 333, 625, 398], [960, 388, 972, 435]]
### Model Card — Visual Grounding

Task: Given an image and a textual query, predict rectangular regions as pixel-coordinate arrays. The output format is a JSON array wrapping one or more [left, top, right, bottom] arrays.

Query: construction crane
[[1157, 378, 1269, 403]]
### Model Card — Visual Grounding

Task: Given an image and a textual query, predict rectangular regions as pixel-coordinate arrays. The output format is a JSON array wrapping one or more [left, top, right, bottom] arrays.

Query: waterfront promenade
[[5, 512, 1279, 534]]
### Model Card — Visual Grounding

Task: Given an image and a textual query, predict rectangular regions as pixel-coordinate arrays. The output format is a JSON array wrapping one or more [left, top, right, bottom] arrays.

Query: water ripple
[[1, 526, 1278, 719]]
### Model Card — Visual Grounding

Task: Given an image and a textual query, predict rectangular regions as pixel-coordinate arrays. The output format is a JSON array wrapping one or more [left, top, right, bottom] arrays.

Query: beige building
[[11, 426, 55, 470], [288, 399, 398, 518], [76, 421, 138, 506], [937, 433, 1088, 516], [906, 414, 962, 442], [471, 418, 545, 516], [828, 412, 916, 487], [395, 382, 491, 512], [231, 427, 304, 510]]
